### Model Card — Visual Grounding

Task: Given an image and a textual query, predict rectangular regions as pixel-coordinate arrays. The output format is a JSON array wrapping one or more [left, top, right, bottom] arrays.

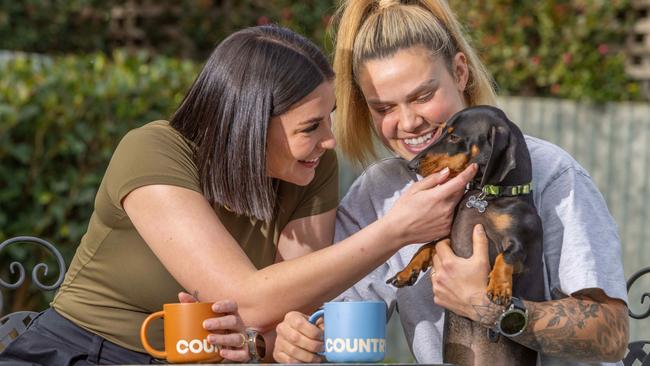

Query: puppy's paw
[[486, 272, 512, 305], [386, 268, 421, 288]]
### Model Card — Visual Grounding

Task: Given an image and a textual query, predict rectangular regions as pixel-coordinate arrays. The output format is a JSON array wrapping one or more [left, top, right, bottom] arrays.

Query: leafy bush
[[1, 1, 643, 101], [0, 0, 111, 54], [175, 0, 336, 59], [0, 51, 199, 312], [449, 0, 642, 101], [0, 1, 336, 60]]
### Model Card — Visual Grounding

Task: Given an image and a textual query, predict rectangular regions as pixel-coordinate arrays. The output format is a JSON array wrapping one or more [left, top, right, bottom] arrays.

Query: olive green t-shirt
[[51, 120, 339, 352]]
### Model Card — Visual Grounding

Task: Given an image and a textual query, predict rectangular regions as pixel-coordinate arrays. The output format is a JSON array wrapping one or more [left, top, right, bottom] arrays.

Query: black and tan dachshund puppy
[[387, 105, 545, 366]]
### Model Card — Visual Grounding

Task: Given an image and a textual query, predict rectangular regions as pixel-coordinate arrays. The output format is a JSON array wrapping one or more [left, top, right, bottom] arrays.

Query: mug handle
[[140, 311, 166, 359], [308, 309, 325, 356]]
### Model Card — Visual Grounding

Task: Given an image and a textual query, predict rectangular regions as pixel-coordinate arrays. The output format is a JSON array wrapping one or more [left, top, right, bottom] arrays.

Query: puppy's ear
[[480, 125, 517, 186]]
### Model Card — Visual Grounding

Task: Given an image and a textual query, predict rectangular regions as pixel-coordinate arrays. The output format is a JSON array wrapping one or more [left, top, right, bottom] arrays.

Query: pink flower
[[551, 84, 561, 95], [598, 43, 609, 55], [257, 15, 270, 25], [562, 52, 572, 65], [531, 56, 541, 66]]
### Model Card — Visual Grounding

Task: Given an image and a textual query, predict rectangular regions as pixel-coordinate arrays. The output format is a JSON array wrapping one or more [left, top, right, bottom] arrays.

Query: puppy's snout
[[407, 158, 420, 172]]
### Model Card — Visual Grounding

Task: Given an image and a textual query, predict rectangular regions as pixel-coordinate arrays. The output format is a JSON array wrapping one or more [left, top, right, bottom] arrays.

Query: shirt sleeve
[[289, 149, 340, 220], [539, 167, 628, 304], [104, 123, 201, 211]]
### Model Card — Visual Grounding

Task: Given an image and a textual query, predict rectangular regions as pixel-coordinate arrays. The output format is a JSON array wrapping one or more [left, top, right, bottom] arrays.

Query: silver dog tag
[[466, 195, 488, 213]]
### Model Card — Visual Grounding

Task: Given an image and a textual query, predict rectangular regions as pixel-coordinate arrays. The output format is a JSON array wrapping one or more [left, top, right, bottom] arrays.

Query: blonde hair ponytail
[[332, 0, 378, 166], [332, 0, 497, 166], [378, 0, 400, 9]]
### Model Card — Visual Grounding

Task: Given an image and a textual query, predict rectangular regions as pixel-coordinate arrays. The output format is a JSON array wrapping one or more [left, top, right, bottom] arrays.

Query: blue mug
[[309, 301, 387, 363]]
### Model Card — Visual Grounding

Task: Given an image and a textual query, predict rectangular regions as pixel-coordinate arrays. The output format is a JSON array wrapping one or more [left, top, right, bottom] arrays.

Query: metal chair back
[[624, 266, 650, 366], [0, 236, 66, 352]]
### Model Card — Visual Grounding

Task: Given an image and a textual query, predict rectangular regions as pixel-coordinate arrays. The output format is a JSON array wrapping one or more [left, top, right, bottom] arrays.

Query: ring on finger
[[237, 333, 247, 348]]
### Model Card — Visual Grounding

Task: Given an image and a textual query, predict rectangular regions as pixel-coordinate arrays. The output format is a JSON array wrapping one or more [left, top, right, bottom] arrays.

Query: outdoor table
[[114, 364, 453, 366]]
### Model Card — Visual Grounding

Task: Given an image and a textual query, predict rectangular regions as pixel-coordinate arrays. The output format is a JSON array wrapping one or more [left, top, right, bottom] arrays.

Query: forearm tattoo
[[470, 293, 505, 327], [468, 294, 628, 362], [514, 298, 628, 361]]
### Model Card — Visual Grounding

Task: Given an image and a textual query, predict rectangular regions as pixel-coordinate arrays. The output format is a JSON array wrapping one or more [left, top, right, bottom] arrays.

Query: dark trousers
[[0, 308, 163, 365]]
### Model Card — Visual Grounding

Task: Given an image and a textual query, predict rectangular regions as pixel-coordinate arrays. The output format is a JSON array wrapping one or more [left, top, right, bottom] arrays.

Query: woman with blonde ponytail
[[333, 0, 496, 166], [274, 1, 628, 364]]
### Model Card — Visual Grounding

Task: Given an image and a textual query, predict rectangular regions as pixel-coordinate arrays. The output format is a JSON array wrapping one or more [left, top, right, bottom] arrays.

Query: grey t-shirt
[[335, 136, 628, 366]]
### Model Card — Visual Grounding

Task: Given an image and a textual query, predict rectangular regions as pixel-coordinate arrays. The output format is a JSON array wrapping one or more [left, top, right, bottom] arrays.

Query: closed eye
[[373, 105, 394, 115], [415, 92, 433, 103], [301, 122, 319, 133]]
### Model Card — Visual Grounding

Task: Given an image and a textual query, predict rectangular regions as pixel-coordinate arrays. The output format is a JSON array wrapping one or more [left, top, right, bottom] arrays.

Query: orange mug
[[140, 302, 223, 364]]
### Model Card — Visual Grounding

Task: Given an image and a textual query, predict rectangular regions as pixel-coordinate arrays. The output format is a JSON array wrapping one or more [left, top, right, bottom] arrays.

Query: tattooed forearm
[[467, 292, 629, 362], [469, 293, 505, 327], [512, 297, 629, 362]]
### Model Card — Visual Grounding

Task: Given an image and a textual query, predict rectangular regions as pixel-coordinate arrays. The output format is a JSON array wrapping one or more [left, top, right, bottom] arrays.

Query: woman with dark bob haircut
[[0, 25, 475, 364]]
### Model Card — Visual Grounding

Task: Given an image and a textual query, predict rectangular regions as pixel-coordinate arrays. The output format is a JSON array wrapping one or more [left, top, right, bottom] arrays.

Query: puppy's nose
[[407, 158, 420, 172]]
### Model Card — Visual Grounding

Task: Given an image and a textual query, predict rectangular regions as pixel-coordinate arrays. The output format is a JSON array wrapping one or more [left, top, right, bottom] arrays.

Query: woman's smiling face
[[357, 46, 469, 160], [266, 81, 336, 186]]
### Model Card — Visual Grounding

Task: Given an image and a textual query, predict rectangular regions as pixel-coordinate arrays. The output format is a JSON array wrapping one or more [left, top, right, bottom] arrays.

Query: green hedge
[[0, 51, 199, 312], [450, 0, 641, 101], [1, 1, 643, 101], [0, 1, 335, 60], [0, 0, 111, 54]]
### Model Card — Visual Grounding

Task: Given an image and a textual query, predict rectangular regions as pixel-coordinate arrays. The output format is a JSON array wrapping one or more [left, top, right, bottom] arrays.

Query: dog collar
[[467, 182, 533, 198], [465, 182, 532, 213], [481, 182, 532, 197]]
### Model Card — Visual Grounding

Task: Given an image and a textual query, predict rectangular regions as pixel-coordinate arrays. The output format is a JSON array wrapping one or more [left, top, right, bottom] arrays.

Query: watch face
[[500, 309, 527, 336]]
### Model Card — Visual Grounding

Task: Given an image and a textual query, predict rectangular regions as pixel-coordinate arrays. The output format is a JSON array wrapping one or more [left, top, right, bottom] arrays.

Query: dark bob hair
[[170, 25, 334, 221]]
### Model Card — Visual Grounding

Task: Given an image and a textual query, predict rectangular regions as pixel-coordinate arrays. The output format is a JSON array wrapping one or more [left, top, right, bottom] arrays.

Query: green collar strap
[[477, 182, 533, 197]]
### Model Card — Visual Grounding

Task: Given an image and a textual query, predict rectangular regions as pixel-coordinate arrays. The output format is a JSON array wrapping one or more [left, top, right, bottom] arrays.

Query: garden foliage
[[449, 0, 641, 101], [0, 0, 641, 101], [0, 51, 199, 311], [0, 0, 644, 312]]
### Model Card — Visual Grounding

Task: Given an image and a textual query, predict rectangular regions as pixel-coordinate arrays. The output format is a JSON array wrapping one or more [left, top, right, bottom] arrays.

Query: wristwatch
[[245, 328, 266, 363], [494, 297, 528, 337]]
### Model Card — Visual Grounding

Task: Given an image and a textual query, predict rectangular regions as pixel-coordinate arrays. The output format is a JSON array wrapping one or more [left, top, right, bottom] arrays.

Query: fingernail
[[213, 304, 221, 312], [439, 167, 450, 176], [202, 320, 209, 329], [475, 224, 485, 234], [208, 334, 217, 344]]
